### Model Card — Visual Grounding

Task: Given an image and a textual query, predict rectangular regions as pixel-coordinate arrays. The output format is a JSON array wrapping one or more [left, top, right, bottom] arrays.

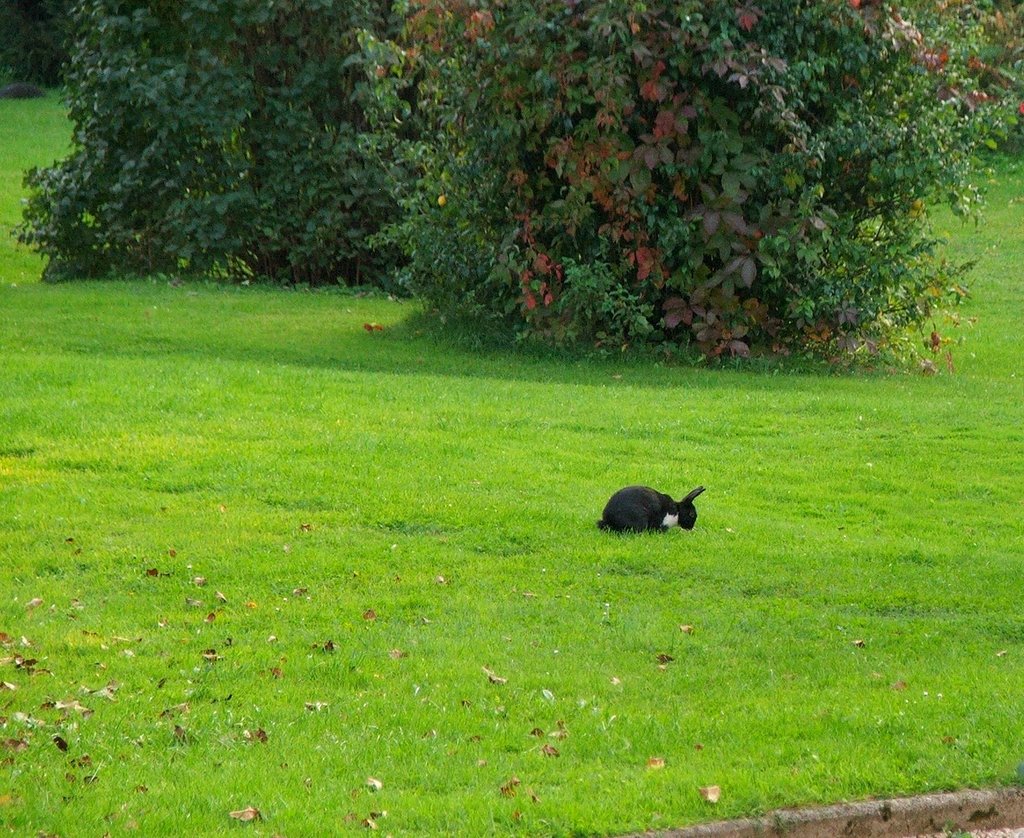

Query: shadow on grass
[[2, 278, 884, 392]]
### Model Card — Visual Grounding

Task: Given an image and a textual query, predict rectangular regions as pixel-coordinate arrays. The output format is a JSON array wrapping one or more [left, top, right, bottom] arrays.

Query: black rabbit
[[597, 485, 706, 533]]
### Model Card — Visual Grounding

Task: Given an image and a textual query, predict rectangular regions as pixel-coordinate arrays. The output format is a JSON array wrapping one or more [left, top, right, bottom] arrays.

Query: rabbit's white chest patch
[[661, 513, 679, 528]]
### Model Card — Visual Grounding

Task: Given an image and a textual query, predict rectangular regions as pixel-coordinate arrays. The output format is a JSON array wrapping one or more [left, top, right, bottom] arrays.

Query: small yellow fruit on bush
[[437, 194, 447, 207]]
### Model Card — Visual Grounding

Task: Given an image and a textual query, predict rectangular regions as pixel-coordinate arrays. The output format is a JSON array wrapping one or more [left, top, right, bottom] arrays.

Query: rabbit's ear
[[681, 486, 706, 504]]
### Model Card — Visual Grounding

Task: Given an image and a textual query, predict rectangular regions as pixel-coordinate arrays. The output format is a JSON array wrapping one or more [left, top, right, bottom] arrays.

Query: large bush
[[375, 0, 1002, 357], [20, 0, 397, 286]]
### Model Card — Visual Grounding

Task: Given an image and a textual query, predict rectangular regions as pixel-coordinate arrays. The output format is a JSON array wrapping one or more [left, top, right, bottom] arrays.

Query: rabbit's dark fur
[[597, 485, 705, 533]]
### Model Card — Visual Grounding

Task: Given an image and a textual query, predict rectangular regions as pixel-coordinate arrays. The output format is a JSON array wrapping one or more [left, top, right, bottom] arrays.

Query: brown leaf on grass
[[366, 777, 383, 791], [185, 598, 203, 608], [388, 649, 408, 660], [2, 739, 28, 753], [243, 729, 268, 744], [540, 743, 559, 757], [647, 757, 666, 769], [362, 609, 377, 622], [26, 598, 43, 610], [305, 702, 328, 712], [215, 591, 228, 603], [322, 640, 336, 653], [228, 807, 262, 822], [699, 785, 721, 803], [529, 727, 544, 738], [694, 743, 705, 751], [500, 776, 521, 798], [168, 548, 177, 558], [891, 680, 908, 691], [942, 735, 957, 745], [270, 667, 283, 679], [852, 639, 866, 648], [362, 816, 378, 830], [0, 632, 11, 646], [204, 612, 217, 624], [292, 587, 308, 597], [483, 666, 507, 685], [363, 322, 384, 332], [435, 575, 447, 585], [159, 703, 190, 718], [52, 735, 68, 752], [88, 680, 120, 700], [201, 649, 221, 662], [679, 624, 695, 634], [656, 653, 674, 665], [996, 650, 1008, 658], [193, 576, 207, 587], [300, 523, 313, 532], [0, 682, 15, 692], [173, 725, 187, 743]]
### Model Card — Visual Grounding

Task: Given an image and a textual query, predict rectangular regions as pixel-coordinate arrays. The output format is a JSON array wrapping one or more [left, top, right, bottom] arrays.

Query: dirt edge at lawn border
[[626, 788, 1024, 838]]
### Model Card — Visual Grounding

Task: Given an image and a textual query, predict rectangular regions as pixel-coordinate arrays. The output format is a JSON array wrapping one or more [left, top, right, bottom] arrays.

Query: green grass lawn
[[1, 97, 1023, 837]]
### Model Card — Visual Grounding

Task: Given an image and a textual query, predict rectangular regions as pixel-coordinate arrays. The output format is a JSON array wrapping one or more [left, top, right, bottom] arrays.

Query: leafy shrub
[[374, 0, 1001, 358], [20, 0, 398, 287], [0, 0, 71, 87]]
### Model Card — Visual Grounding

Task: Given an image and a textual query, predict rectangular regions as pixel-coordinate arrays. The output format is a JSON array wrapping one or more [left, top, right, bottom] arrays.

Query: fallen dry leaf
[[483, 666, 507, 685], [300, 523, 313, 532], [173, 725, 187, 743], [388, 649, 407, 660], [366, 777, 383, 791], [891, 680, 908, 691], [0, 682, 16, 692], [159, 702, 190, 718], [679, 624, 695, 634], [305, 701, 328, 712], [185, 598, 203, 608], [292, 587, 308, 597], [362, 609, 377, 621], [852, 639, 866, 648], [204, 612, 217, 624], [699, 785, 721, 803], [229, 806, 262, 822], [529, 727, 544, 738], [243, 729, 268, 744], [656, 653, 674, 665], [500, 776, 521, 798], [52, 735, 68, 753], [996, 650, 1008, 658], [201, 649, 221, 662], [193, 576, 207, 587], [215, 591, 228, 603], [363, 322, 384, 332], [647, 757, 666, 770], [2, 739, 29, 753], [26, 598, 43, 610], [541, 743, 559, 757]]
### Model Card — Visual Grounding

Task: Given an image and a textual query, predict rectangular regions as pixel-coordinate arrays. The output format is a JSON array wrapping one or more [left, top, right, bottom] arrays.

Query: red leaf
[[738, 10, 758, 32]]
